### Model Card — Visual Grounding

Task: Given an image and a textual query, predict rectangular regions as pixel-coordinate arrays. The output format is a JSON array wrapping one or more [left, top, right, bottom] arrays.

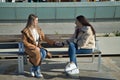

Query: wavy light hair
[[26, 14, 38, 28]]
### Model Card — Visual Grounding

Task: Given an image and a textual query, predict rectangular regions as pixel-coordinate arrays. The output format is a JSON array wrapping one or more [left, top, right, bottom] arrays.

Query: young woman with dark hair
[[65, 15, 95, 65], [60, 15, 96, 74]]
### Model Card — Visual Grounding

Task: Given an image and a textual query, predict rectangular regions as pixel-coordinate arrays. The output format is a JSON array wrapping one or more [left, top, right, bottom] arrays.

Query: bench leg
[[18, 55, 24, 74], [92, 54, 95, 62], [23, 54, 28, 65], [98, 52, 101, 72]]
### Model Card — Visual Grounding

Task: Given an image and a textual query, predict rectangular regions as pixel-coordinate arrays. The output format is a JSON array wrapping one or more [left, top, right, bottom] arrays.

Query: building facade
[[46, 0, 119, 2]]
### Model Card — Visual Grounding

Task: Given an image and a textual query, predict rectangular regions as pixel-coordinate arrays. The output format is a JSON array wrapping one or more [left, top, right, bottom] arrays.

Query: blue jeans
[[68, 42, 93, 66], [40, 48, 47, 60]]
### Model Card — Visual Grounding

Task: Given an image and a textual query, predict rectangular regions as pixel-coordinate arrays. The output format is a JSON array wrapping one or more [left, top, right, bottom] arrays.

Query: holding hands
[[54, 41, 64, 47]]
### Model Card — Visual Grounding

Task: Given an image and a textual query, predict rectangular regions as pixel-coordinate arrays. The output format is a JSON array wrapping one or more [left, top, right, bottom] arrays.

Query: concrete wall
[[97, 37, 120, 55], [0, 2, 120, 21]]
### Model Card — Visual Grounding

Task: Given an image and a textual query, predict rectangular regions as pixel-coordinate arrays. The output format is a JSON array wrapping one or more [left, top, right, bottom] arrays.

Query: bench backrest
[[0, 34, 101, 55], [0, 42, 19, 49], [0, 42, 25, 55], [18, 42, 25, 55]]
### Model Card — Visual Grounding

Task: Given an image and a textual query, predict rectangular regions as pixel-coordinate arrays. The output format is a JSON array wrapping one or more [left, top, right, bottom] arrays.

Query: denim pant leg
[[76, 49, 93, 54], [40, 48, 47, 61], [68, 42, 77, 65]]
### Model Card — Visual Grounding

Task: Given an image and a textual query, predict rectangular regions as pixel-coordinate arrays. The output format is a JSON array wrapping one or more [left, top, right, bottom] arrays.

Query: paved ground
[[0, 57, 120, 80]]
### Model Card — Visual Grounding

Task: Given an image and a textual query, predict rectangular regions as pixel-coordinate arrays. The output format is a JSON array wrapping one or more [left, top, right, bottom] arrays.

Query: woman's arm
[[62, 31, 76, 45], [22, 33, 36, 50], [40, 30, 55, 45], [77, 27, 93, 47]]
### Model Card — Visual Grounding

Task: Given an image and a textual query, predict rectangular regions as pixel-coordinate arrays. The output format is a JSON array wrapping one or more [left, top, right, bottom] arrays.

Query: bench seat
[[45, 47, 101, 71]]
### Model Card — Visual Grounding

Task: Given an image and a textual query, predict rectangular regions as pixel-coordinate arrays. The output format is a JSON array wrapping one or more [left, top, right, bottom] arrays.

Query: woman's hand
[[46, 52, 52, 59], [54, 41, 64, 47]]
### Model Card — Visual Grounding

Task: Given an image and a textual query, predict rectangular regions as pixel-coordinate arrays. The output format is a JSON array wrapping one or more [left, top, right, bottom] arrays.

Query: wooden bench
[[41, 40, 102, 71], [22, 34, 101, 71], [0, 34, 102, 74]]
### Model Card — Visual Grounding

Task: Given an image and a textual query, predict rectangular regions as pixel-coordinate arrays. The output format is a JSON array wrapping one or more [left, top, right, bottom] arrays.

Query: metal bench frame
[[0, 42, 24, 74], [20, 40, 102, 72], [0, 39, 101, 74]]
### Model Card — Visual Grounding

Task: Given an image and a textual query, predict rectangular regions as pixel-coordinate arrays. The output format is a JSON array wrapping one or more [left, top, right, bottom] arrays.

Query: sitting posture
[[21, 14, 57, 78], [58, 15, 96, 74]]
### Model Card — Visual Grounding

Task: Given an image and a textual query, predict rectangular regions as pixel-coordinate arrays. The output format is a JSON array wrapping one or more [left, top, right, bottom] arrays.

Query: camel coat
[[21, 27, 55, 66]]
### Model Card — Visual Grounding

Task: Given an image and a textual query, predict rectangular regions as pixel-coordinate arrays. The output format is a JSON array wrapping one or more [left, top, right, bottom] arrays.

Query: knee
[[69, 42, 75, 47]]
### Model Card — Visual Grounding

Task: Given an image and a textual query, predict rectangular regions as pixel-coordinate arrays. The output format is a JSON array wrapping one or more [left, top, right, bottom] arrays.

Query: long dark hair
[[26, 14, 38, 28], [76, 15, 96, 35]]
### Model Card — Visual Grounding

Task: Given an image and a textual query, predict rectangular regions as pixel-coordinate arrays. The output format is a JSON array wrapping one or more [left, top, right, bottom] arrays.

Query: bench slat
[[0, 42, 19, 49]]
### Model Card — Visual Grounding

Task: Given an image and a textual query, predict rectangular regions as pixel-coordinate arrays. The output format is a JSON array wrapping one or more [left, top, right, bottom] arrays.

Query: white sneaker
[[67, 68, 79, 75], [30, 67, 35, 77], [65, 62, 77, 72], [35, 70, 43, 78], [65, 62, 79, 75]]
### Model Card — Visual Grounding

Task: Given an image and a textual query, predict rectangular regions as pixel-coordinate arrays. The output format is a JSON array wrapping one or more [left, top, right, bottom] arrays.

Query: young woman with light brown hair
[[21, 14, 56, 78]]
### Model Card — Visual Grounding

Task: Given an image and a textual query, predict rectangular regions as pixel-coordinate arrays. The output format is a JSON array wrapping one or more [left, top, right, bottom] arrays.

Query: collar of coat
[[21, 27, 43, 42]]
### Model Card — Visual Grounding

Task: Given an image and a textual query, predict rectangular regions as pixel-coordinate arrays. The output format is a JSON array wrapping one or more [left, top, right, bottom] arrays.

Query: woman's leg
[[68, 42, 77, 65], [34, 66, 43, 78], [40, 48, 47, 61], [31, 48, 47, 78], [76, 48, 93, 54]]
